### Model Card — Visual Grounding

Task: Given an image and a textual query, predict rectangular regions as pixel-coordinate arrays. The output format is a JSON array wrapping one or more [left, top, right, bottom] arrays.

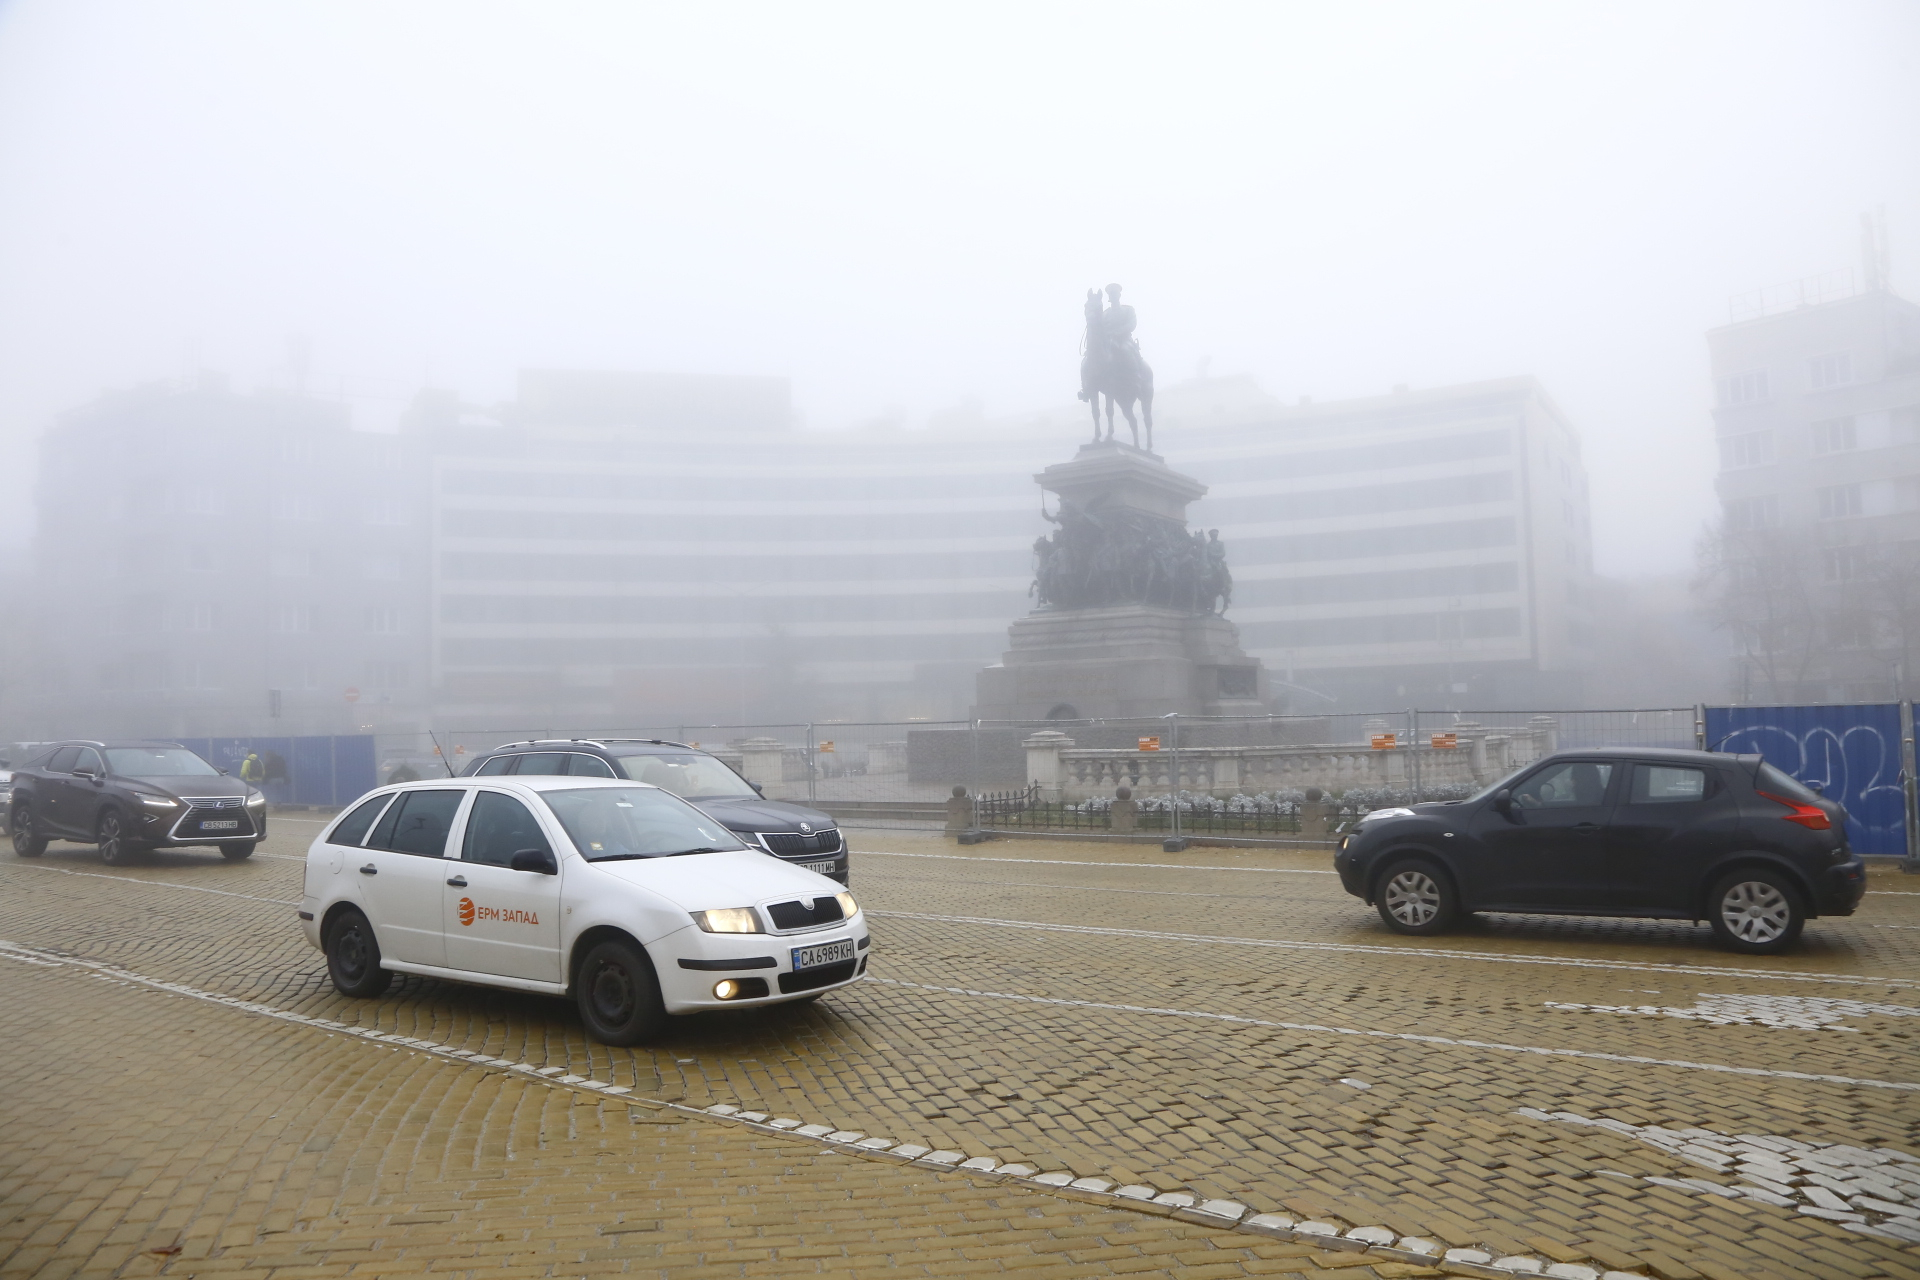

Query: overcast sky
[[0, 1, 1914, 573]]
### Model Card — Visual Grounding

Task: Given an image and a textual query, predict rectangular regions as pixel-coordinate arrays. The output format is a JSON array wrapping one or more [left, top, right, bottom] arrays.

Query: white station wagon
[[299, 776, 869, 1043]]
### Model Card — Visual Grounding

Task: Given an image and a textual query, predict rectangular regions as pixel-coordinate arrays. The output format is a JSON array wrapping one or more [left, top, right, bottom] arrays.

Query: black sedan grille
[[765, 896, 845, 931], [761, 829, 843, 857], [187, 797, 246, 811], [778, 959, 857, 993]]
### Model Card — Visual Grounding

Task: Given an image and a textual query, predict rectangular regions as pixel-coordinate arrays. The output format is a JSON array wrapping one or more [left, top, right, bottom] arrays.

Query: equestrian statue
[[1078, 283, 1156, 450]]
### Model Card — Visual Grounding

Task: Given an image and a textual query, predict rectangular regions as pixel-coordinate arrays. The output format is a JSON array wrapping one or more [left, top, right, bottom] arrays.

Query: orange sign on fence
[[817, 741, 835, 754], [1370, 733, 1397, 750], [1431, 732, 1459, 749], [1137, 736, 1161, 752]]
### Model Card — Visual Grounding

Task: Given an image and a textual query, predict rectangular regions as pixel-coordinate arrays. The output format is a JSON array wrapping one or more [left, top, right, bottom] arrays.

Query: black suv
[[9, 740, 267, 865], [1334, 747, 1866, 954], [459, 738, 849, 885]]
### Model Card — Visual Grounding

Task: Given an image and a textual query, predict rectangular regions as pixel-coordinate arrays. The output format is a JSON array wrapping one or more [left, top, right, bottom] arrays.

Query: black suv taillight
[[1757, 790, 1830, 830]]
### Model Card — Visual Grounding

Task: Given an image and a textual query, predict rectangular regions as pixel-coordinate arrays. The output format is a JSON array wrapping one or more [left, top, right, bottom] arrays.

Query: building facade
[[1182, 377, 1595, 708], [17, 376, 434, 740], [13, 367, 1599, 742], [1707, 283, 1920, 702]]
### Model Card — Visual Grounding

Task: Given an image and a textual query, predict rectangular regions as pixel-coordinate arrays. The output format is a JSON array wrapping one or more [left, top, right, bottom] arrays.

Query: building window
[[1719, 431, 1774, 468], [364, 555, 404, 580], [363, 606, 402, 634], [1809, 353, 1852, 389], [277, 436, 317, 466], [364, 498, 410, 526], [271, 605, 311, 633], [271, 550, 312, 577], [1823, 546, 1867, 581], [1720, 371, 1770, 406], [188, 545, 215, 571], [1810, 417, 1858, 454], [1816, 484, 1863, 520], [274, 494, 322, 522], [175, 603, 217, 632], [1829, 616, 1871, 649], [177, 487, 223, 516], [1725, 495, 1779, 530], [365, 661, 409, 689]]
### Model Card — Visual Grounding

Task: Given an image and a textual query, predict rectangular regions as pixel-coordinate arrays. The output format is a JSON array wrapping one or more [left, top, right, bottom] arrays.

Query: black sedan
[[8, 740, 266, 865], [1334, 747, 1866, 954]]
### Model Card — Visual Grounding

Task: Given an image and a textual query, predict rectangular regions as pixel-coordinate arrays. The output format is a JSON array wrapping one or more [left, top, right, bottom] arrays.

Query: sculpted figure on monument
[[1032, 495, 1230, 613], [1077, 284, 1156, 451]]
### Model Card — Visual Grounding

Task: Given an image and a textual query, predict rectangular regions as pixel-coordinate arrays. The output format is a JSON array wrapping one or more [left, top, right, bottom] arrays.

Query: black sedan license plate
[[199, 819, 240, 831], [790, 938, 855, 971]]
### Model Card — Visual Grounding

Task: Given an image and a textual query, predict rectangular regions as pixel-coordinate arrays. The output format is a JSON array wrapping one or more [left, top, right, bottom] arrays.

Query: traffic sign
[[1137, 736, 1161, 752], [343, 687, 360, 704]]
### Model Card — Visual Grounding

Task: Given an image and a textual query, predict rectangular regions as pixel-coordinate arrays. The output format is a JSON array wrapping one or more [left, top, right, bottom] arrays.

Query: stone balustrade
[[1028, 718, 1557, 801]]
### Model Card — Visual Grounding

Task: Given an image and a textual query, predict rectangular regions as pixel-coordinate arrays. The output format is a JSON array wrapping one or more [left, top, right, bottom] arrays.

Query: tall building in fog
[[17, 378, 433, 739], [1707, 272, 1920, 702], [13, 367, 1599, 740], [1182, 378, 1594, 708], [427, 371, 1593, 725]]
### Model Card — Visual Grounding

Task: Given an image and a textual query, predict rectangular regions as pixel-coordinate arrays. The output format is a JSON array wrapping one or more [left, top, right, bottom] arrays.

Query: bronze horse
[[1077, 286, 1155, 450]]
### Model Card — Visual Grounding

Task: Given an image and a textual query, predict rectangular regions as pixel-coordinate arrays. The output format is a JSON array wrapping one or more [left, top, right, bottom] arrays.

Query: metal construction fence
[[136, 704, 1920, 858], [354, 708, 1705, 833]]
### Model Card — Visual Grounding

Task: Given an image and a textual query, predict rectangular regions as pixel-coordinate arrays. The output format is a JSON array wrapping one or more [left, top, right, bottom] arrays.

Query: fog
[[2, 2, 1914, 570], [1, 3, 1918, 746]]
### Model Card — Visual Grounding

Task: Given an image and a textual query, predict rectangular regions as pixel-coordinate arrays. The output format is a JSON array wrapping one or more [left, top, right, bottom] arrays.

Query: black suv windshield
[[613, 752, 757, 799], [541, 786, 748, 860], [104, 747, 220, 778]]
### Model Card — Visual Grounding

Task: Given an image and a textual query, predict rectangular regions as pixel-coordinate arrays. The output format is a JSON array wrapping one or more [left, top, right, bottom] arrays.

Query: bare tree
[[1694, 520, 1824, 702]]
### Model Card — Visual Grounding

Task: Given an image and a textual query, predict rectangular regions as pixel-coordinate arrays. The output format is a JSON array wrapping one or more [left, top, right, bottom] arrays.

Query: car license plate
[[800, 859, 839, 875], [790, 938, 855, 971], [199, 819, 240, 831]]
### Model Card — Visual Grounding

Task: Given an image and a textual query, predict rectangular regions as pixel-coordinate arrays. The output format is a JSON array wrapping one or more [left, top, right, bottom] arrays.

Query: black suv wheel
[[97, 809, 137, 866], [575, 938, 669, 1046], [1708, 869, 1805, 955], [1375, 858, 1459, 935], [11, 805, 47, 857]]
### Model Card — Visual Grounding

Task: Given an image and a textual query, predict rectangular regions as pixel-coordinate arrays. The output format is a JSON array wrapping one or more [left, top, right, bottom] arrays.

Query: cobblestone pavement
[[2, 822, 1918, 1280]]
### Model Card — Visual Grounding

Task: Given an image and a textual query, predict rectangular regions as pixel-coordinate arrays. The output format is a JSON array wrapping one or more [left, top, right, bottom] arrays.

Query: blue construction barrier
[[1705, 704, 1908, 857], [173, 735, 378, 809]]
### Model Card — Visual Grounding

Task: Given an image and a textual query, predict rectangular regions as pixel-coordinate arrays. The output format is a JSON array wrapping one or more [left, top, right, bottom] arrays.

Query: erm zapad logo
[[455, 896, 539, 927]]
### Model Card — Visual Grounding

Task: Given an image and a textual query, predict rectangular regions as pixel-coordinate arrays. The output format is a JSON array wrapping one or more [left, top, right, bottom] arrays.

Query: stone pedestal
[[973, 441, 1266, 722]]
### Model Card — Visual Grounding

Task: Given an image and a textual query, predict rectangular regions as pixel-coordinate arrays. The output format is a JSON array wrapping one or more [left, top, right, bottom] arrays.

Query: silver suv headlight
[[1360, 807, 1415, 823], [138, 795, 181, 808]]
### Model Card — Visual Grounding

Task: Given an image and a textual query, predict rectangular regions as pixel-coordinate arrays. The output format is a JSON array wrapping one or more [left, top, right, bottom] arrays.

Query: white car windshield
[[541, 786, 748, 861], [104, 747, 220, 778], [614, 752, 757, 799]]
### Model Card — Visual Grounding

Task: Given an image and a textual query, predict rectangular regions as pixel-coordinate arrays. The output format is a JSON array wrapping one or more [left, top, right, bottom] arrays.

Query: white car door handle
[[359, 863, 377, 875], [446, 874, 467, 887]]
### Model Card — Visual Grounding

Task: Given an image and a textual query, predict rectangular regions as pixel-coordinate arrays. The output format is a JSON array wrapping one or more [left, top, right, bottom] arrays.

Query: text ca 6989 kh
[[299, 776, 868, 1044], [1334, 748, 1866, 954]]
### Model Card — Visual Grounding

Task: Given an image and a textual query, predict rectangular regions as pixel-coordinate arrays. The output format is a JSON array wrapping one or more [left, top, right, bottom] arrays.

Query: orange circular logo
[[457, 897, 476, 926]]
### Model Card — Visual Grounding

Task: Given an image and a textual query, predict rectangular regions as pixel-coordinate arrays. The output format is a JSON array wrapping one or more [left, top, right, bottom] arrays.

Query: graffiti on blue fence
[[1704, 704, 1906, 856]]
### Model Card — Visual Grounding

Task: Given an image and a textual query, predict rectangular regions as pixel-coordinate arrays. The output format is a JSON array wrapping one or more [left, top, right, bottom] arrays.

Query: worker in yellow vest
[[241, 751, 265, 785]]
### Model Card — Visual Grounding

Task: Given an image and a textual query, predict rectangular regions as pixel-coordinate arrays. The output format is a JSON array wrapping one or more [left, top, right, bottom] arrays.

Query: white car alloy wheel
[[1719, 879, 1792, 945], [1383, 869, 1441, 927]]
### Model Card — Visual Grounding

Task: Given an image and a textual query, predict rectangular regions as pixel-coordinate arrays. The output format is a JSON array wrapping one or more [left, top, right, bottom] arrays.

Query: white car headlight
[[246, 793, 266, 807], [138, 795, 181, 808], [692, 907, 763, 934], [835, 891, 858, 918], [1361, 807, 1415, 823]]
